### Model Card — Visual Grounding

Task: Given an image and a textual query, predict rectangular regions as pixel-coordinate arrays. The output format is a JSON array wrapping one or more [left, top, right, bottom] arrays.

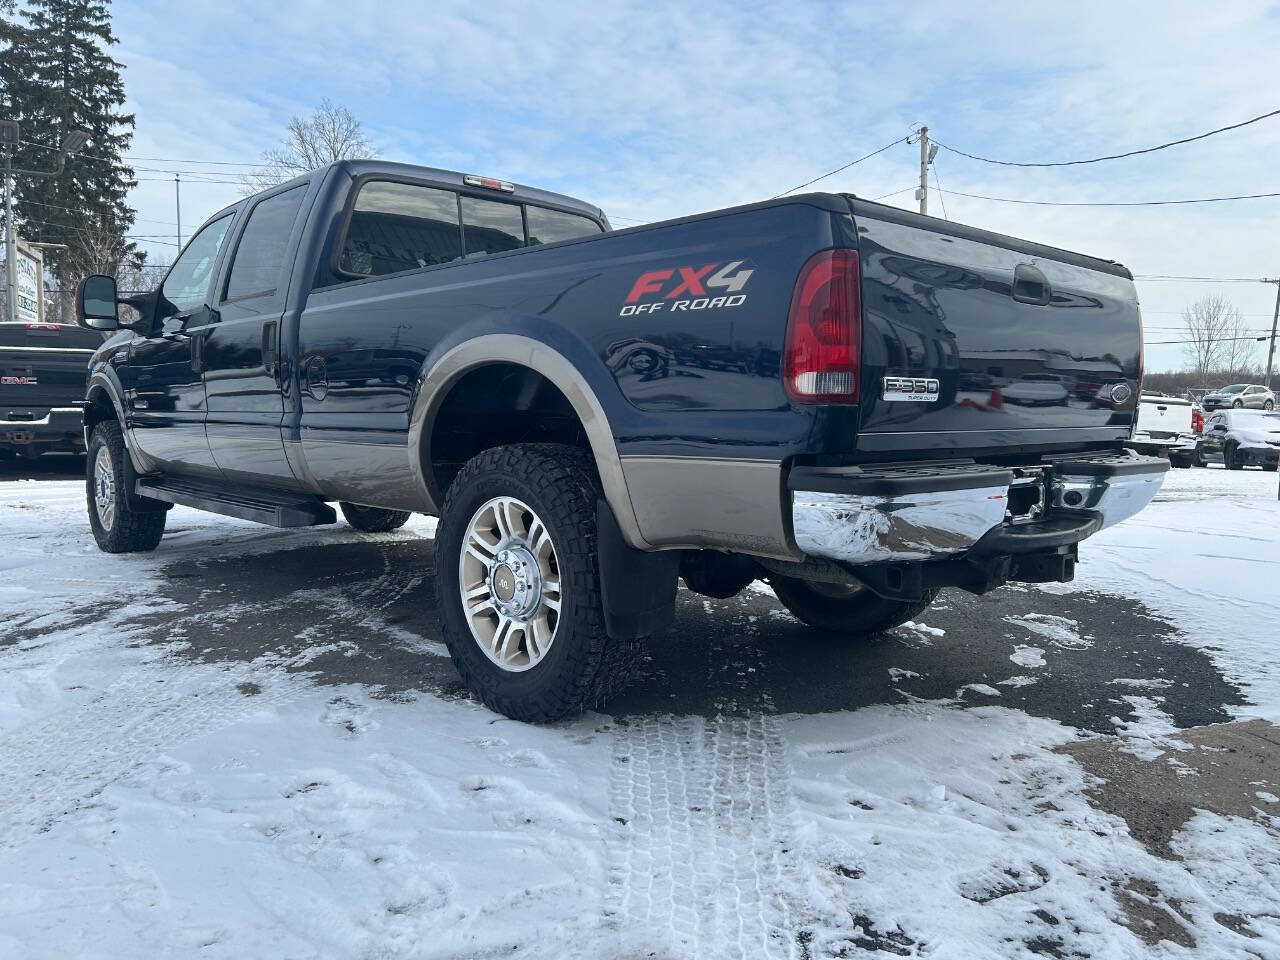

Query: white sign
[[14, 244, 43, 324]]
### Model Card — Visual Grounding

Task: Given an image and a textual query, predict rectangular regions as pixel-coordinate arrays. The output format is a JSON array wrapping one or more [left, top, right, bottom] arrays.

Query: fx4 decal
[[620, 260, 753, 316]]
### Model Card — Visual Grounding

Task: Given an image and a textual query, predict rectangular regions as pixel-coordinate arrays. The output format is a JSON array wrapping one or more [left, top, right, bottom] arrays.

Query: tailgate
[[846, 199, 1140, 455], [1136, 395, 1193, 436], [0, 323, 99, 411]]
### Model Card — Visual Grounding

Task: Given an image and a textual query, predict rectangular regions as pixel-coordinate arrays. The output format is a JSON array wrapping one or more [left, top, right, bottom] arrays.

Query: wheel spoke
[[493, 499, 520, 543], [464, 584, 495, 617], [527, 615, 548, 659]]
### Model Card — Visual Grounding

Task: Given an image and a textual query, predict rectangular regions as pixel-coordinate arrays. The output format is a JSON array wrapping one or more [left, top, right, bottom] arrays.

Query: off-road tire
[[1225, 441, 1243, 470], [340, 501, 411, 532], [434, 443, 638, 722], [770, 575, 937, 636], [86, 421, 167, 553]]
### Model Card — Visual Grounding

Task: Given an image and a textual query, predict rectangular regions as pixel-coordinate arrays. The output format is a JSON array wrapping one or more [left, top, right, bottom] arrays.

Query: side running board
[[135, 475, 337, 528]]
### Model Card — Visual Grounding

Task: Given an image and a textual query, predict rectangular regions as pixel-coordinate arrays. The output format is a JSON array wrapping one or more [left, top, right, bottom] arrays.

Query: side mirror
[[1213, 423, 1228, 432], [76, 274, 119, 330]]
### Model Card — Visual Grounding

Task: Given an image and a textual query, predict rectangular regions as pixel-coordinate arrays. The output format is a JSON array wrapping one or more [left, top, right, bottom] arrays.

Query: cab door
[[202, 182, 310, 486], [121, 212, 236, 474]]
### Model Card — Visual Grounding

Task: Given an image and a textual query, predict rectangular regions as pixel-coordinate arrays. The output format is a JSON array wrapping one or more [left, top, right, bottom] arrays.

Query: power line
[[933, 107, 1280, 167], [869, 184, 916, 201], [1133, 274, 1266, 282], [935, 186, 1280, 207], [930, 163, 948, 220], [772, 137, 911, 199], [1146, 335, 1269, 346]]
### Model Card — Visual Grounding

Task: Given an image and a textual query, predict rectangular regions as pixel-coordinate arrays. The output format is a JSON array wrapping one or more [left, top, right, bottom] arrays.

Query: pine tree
[[0, 0, 135, 289]]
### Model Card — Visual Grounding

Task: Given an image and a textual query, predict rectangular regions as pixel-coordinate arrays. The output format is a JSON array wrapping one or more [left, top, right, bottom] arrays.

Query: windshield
[[1231, 410, 1280, 425], [1220, 384, 1248, 394]]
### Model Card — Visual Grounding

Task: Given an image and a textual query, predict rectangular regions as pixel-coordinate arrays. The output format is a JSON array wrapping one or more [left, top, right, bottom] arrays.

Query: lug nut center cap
[[492, 564, 517, 603]]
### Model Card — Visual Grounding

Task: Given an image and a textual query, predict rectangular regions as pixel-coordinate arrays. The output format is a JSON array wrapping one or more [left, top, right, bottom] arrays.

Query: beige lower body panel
[[620, 456, 799, 561]]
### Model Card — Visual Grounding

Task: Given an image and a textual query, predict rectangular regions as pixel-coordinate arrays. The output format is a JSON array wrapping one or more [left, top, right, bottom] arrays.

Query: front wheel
[[86, 421, 167, 553], [340, 502, 411, 532], [1232, 400, 1244, 408], [769, 576, 937, 636], [434, 443, 637, 722]]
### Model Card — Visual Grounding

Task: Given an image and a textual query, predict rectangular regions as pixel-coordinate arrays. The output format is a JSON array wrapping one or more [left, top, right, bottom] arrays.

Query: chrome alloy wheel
[[459, 496, 561, 672], [93, 445, 116, 530]]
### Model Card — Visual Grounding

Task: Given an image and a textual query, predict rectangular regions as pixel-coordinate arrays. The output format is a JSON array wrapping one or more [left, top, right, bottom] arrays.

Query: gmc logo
[[621, 260, 754, 316], [1, 375, 37, 386]]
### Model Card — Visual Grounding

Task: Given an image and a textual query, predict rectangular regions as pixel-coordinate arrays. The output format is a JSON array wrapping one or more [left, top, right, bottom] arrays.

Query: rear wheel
[[434, 443, 637, 722], [86, 421, 167, 553], [340, 501, 411, 532], [1224, 441, 1244, 470], [1169, 453, 1192, 469], [769, 575, 937, 636], [1265, 400, 1275, 411]]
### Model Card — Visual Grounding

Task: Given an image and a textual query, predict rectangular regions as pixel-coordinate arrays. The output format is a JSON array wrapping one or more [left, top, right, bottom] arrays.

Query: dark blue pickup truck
[[75, 160, 1166, 720]]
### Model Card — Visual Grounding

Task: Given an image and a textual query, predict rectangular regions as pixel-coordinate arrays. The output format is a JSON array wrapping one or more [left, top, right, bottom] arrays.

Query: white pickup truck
[[1128, 394, 1198, 468]]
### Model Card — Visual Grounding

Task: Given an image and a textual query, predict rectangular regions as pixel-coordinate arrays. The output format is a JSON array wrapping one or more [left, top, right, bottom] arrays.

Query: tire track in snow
[[0, 661, 299, 847], [606, 712, 804, 959]]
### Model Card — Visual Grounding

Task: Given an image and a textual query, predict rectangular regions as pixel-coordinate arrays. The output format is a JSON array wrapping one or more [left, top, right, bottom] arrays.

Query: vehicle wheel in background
[[1224, 441, 1243, 470], [339, 501, 411, 532], [1265, 400, 1275, 411], [769, 575, 937, 636], [434, 443, 637, 722], [1170, 454, 1192, 469], [1232, 399, 1244, 408], [86, 421, 167, 553]]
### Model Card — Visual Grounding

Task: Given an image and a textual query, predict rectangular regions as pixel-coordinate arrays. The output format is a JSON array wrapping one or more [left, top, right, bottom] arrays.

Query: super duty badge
[[883, 376, 940, 402]]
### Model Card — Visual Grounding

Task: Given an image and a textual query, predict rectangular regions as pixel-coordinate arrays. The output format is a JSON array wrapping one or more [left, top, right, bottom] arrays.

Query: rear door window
[[224, 185, 307, 301], [339, 181, 464, 276], [460, 196, 525, 257], [526, 205, 603, 246]]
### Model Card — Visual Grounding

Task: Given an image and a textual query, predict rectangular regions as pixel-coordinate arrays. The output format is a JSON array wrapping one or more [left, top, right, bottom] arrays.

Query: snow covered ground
[[0, 465, 1277, 958]]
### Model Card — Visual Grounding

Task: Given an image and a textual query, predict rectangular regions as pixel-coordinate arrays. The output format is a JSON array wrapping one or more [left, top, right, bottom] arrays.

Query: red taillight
[[1192, 407, 1204, 434], [783, 249, 861, 403]]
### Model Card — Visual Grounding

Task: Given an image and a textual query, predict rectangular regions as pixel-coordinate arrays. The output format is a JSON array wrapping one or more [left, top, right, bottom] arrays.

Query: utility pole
[[3, 146, 14, 323], [1265, 278, 1280, 391], [175, 173, 182, 250], [917, 125, 929, 216], [0, 119, 92, 322]]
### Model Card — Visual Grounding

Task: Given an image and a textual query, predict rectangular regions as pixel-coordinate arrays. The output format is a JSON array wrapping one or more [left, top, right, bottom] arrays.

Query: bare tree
[[1181, 295, 1258, 386], [43, 221, 164, 323], [242, 99, 378, 193]]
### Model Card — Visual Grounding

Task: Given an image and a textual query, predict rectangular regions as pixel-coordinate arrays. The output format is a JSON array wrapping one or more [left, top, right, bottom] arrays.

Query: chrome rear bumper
[[790, 452, 1167, 566]]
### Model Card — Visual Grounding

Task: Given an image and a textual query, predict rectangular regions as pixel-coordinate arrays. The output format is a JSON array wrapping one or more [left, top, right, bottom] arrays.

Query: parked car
[[1195, 409, 1280, 470], [1201, 383, 1275, 411], [73, 159, 1167, 722], [1128, 394, 1197, 467], [0, 321, 102, 460]]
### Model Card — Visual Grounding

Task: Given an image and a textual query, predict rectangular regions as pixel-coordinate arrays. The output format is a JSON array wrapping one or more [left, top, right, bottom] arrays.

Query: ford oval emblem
[[1109, 383, 1133, 405]]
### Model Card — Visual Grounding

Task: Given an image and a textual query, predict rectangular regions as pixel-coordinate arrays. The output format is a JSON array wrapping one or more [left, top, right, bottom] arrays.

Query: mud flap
[[597, 499, 679, 640]]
